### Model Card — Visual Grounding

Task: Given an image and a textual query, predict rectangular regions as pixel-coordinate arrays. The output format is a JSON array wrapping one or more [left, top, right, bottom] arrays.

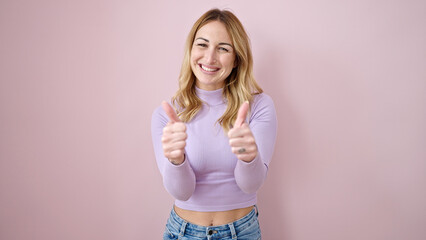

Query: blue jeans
[[163, 206, 261, 240]]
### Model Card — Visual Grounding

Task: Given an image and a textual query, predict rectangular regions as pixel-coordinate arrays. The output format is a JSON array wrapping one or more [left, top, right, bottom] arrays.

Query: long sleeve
[[151, 106, 196, 201], [234, 94, 277, 193], [151, 89, 276, 211]]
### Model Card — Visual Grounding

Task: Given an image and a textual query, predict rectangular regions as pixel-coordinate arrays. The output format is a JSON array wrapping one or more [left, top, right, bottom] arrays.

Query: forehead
[[195, 21, 232, 43]]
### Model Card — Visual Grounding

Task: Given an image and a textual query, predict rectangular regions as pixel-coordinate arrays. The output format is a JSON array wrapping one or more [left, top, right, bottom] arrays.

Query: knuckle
[[171, 150, 183, 157], [162, 145, 170, 152], [247, 137, 255, 144], [163, 126, 173, 134], [162, 133, 170, 140], [174, 122, 186, 131], [227, 129, 234, 135]]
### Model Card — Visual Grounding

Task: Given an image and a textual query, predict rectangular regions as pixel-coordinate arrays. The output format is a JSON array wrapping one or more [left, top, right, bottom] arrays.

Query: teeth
[[201, 64, 218, 72]]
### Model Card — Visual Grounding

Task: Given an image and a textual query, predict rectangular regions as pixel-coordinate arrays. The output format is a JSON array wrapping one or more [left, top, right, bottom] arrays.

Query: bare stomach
[[174, 205, 254, 227]]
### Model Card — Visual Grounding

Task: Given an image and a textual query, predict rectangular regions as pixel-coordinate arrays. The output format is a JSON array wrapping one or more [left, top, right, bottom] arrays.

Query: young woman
[[151, 8, 277, 239]]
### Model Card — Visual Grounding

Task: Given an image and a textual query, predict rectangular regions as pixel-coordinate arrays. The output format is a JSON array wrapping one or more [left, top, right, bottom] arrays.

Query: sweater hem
[[174, 197, 257, 212]]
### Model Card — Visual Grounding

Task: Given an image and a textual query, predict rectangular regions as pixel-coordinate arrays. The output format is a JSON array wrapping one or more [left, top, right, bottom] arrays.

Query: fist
[[161, 101, 187, 165], [228, 101, 258, 162]]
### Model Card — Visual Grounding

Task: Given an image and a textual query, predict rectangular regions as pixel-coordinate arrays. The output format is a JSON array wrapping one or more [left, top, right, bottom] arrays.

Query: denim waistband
[[167, 206, 258, 239]]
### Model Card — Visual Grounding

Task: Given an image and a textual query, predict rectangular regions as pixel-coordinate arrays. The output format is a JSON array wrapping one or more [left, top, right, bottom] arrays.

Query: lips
[[199, 64, 220, 73]]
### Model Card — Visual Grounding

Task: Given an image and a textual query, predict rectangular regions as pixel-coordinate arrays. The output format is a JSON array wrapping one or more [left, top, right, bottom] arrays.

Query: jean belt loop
[[179, 220, 187, 237], [254, 204, 259, 217], [228, 222, 237, 239]]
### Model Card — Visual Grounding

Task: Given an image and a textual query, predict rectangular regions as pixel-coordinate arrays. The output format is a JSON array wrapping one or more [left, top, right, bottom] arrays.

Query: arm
[[151, 104, 196, 201], [230, 95, 277, 193]]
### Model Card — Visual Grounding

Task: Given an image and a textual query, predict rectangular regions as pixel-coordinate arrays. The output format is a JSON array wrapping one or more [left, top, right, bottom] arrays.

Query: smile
[[199, 64, 220, 72]]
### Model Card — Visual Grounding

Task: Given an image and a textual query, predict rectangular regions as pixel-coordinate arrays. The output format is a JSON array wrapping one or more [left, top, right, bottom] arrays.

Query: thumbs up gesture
[[228, 101, 258, 162], [161, 101, 187, 165]]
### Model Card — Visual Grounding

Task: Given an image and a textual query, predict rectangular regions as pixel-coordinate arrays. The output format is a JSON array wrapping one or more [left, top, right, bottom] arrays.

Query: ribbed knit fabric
[[151, 87, 277, 212]]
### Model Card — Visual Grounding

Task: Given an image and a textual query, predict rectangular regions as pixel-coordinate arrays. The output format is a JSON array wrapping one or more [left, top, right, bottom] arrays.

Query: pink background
[[1, 0, 425, 239]]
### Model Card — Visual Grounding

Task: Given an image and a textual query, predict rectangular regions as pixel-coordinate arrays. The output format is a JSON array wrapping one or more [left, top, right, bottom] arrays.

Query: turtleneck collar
[[195, 86, 226, 106]]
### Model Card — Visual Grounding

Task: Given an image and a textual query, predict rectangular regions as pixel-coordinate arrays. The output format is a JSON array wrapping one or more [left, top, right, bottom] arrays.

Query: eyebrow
[[195, 37, 233, 48]]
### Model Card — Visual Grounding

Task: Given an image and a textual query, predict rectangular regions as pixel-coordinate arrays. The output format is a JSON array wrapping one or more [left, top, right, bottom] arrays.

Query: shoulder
[[251, 93, 275, 112], [249, 93, 276, 121], [252, 92, 274, 105]]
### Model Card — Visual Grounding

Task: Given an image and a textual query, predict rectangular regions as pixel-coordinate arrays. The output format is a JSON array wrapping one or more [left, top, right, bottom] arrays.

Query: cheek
[[222, 56, 236, 70], [190, 53, 195, 63], [190, 49, 201, 62]]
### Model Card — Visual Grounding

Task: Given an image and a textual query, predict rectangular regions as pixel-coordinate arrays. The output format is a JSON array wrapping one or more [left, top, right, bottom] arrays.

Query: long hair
[[172, 8, 263, 132]]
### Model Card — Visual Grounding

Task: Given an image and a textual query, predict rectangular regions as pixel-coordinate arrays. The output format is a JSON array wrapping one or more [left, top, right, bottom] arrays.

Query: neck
[[195, 87, 225, 106]]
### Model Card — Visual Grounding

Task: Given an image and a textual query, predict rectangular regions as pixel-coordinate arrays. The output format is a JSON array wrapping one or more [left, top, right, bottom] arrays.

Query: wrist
[[169, 154, 185, 165], [240, 152, 258, 163]]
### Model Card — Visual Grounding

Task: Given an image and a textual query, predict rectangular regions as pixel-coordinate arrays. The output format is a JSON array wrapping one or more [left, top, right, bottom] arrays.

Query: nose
[[205, 47, 217, 64]]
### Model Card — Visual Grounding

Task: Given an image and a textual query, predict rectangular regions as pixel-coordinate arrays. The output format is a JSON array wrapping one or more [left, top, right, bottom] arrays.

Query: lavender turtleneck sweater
[[151, 87, 277, 212]]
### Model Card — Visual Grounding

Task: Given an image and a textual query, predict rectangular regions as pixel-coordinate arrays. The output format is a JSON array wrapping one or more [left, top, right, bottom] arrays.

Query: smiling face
[[190, 21, 236, 91]]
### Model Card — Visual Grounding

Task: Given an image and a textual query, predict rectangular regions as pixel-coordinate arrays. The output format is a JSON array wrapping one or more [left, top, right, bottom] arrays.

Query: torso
[[174, 205, 254, 226]]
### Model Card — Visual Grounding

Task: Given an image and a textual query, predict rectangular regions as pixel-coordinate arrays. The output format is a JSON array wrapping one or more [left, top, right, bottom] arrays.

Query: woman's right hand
[[161, 101, 187, 165]]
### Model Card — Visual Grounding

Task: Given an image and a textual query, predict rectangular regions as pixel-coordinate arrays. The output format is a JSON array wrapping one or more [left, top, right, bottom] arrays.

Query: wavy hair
[[172, 8, 263, 132]]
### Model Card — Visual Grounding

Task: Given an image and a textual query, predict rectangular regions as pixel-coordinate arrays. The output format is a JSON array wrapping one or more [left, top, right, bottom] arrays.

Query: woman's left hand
[[228, 102, 258, 163]]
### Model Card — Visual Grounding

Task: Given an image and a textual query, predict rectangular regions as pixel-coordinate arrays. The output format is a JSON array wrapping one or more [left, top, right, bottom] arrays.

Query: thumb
[[234, 101, 249, 128], [162, 101, 181, 123]]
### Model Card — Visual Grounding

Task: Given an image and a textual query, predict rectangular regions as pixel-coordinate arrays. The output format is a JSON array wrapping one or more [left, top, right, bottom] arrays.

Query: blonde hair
[[172, 8, 263, 132]]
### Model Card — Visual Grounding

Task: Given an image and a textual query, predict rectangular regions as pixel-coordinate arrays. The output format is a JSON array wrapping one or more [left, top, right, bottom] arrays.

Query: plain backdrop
[[1, 0, 425, 239]]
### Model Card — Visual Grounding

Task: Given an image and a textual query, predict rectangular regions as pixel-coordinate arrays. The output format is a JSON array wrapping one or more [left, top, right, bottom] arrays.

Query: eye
[[219, 47, 229, 52], [196, 43, 208, 48]]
